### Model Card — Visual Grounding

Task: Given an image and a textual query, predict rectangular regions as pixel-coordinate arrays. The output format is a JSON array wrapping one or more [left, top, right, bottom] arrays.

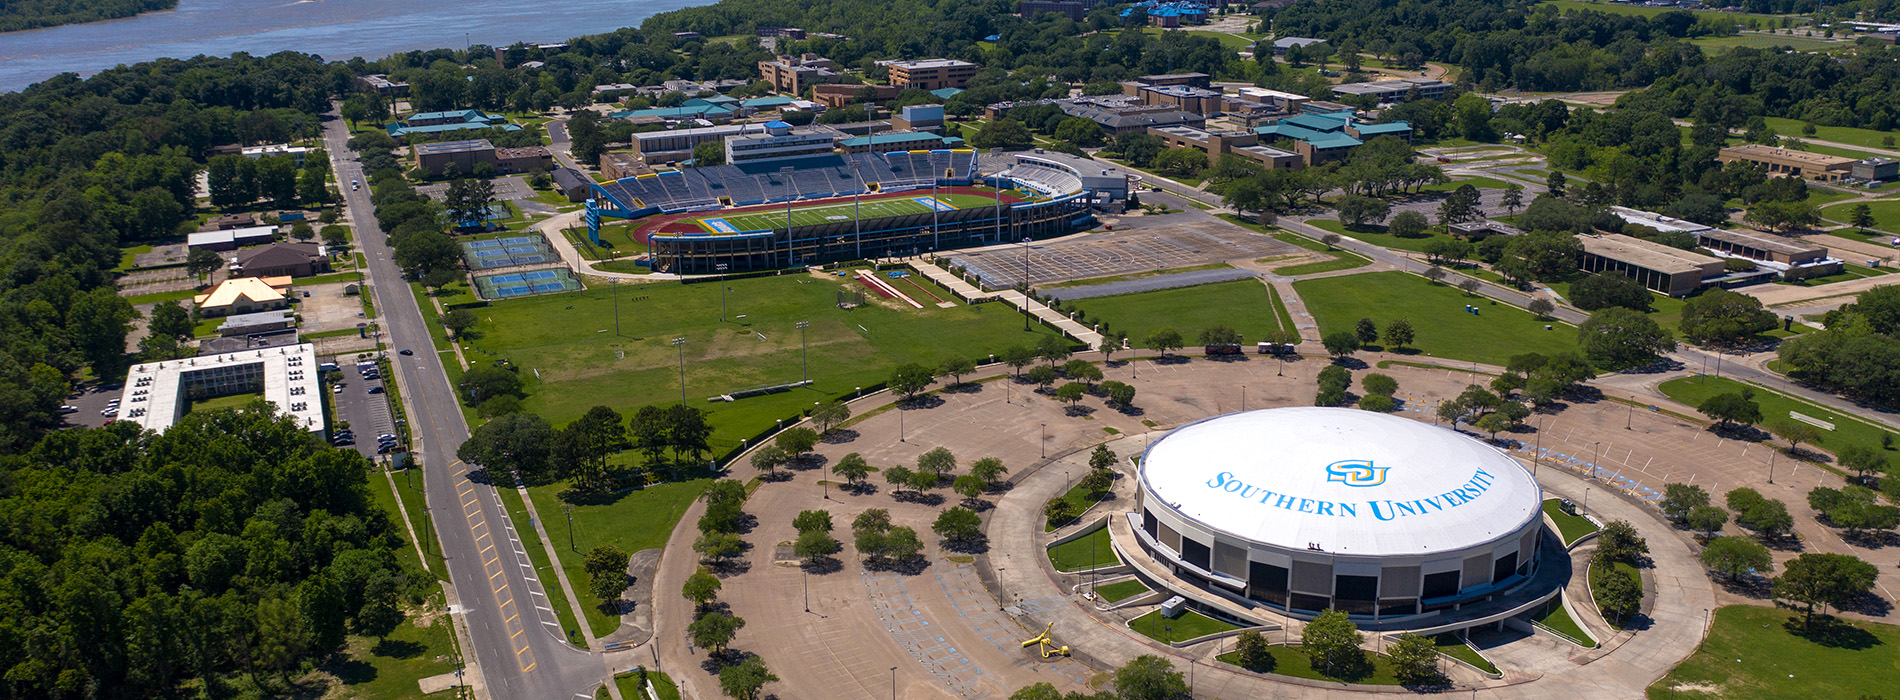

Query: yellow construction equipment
[[1020, 622, 1071, 658]]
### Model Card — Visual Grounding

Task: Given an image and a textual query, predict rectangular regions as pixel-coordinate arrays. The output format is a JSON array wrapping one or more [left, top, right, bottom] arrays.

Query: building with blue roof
[[608, 103, 740, 122], [930, 87, 964, 100], [1253, 110, 1410, 165], [1121, 0, 1209, 27], [741, 96, 799, 110], [838, 131, 966, 154], [385, 109, 517, 138]]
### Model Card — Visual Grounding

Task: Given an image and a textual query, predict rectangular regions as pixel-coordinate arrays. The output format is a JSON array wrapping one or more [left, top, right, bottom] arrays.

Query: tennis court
[[696, 192, 998, 234], [473, 268, 583, 299], [460, 233, 556, 269]]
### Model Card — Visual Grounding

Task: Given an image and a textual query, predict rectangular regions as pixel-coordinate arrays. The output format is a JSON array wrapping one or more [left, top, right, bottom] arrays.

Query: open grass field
[[1656, 375, 1900, 463], [528, 479, 712, 637], [1094, 579, 1150, 603], [1069, 279, 1292, 347], [1216, 646, 1404, 685], [1690, 33, 1842, 52], [1764, 117, 1900, 151], [460, 270, 1065, 438], [324, 606, 462, 700], [1129, 610, 1237, 644], [1648, 605, 1900, 700], [1543, 498, 1600, 546], [1540, 0, 1788, 21], [1821, 197, 1900, 236], [1296, 271, 1579, 365], [699, 193, 999, 233], [1306, 218, 1447, 254], [1048, 525, 1119, 572]]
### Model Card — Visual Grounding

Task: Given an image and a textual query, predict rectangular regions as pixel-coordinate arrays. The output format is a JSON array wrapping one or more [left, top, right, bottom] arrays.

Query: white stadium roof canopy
[[1140, 407, 1541, 557]]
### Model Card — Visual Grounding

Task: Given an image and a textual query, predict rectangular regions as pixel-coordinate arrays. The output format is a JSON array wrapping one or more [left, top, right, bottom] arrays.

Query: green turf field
[[1656, 375, 1900, 461], [1821, 197, 1900, 236], [699, 193, 1001, 233], [461, 271, 1066, 441], [1649, 605, 1900, 699], [1070, 279, 1294, 348], [1296, 271, 1579, 365]]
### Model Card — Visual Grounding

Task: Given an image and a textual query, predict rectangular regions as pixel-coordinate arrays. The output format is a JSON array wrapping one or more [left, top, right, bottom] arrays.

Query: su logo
[[1325, 460, 1387, 487]]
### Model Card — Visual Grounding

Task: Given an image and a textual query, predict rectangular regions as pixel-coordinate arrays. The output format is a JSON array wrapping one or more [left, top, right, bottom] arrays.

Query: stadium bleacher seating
[[1003, 163, 1083, 196], [594, 151, 980, 215]]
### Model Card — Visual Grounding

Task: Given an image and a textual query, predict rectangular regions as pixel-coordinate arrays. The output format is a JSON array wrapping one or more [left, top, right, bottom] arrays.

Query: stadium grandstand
[[585, 149, 1128, 274]]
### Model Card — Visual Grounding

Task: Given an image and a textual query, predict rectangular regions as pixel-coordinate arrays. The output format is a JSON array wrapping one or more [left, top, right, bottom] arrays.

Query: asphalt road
[[321, 108, 605, 700]]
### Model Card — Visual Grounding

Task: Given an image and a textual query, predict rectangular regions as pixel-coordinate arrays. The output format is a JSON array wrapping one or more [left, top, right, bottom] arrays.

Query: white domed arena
[[1132, 407, 1545, 621]]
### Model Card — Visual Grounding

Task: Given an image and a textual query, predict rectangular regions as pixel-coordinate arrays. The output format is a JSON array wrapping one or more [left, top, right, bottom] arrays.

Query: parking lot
[[326, 357, 400, 460], [950, 215, 1295, 288]]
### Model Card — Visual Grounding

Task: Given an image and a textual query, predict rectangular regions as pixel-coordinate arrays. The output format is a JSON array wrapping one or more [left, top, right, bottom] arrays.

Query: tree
[[1101, 380, 1137, 407], [584, 545, 631, 605], [1388, 633, 1440, 685], [1837, 444, 1890, 483], [440, 309, 477, 339], [1697, 391, 1762, 430], [1198, 325, 1242, 349], [1043, 497, 1077, 528], [1320, 233, 1341, 249], [1098, 333, 1125, 362], [1146, 328, 1184, 357], [1595, 520, 1649, 563], [689, 611, 746, 652], [185, 248, 223, 282], [1003, 345, 1036, 376], [932, 507, 983, 543], [1064, 359, 1104, 385], [1113, 655, 1190, 700], [939, 357, 977, 386], [1322, 331, 1361, 357], [1025, 365, 1059, 391], [1336, 194, 1390, 228], [794, 529, 840, 563], [1349, 318, 1377, 348], [1775, 553, 1879, 629], [917, 446, 957, 476], [255, 156, 298, 208], [1234, 629, 1273, 671], [1687, 506, 1729, 539], [972, 119, 1034, 150], [1546, 170, 1567, 196], [832, 452, 872, 488], [1055, 382, 1087, 408], [952, 474, 986, 504], [1036, 334, 1073, 366], [889, 362, 936, 399], [775, 427, 819, 466], [1848, 203, 1877, 232], [811, 400, 851, 434], [1380, 319, 1415, 350], [1528, 298, 1555, 318], [1659, 483, 1710, 522], [969, 456, 1008, 485], [1578, 307, 1676, 369], [793, 509, 833, 534], [694, 532, 743, 562], [1053, 117, 1106, 148], [147, 300, 194, 341], [1388, 210, 1430, 238], [1501, 183, 1524, 215], [1700, 536, 1772, 582], [1570, 273, 1652, 312], [1301, 609, 1365, 679], [1089, 443, 1118, 472], [682, 571, 722, 609], [881, 526, 924, 561], [1680, 289, 1777, 346], [884, 465, 915, 496], [1423, 266, 1447, 284], [1768, 419, 1823, 458], [457, 412, 556, 484], [458, 365, 523, 406], [1592, 559, 1641, 626], [1154, 148, 1209, 178], [718, 655, 777, 700]]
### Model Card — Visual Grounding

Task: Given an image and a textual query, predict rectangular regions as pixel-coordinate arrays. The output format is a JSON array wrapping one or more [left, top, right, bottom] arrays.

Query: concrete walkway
[[914, 260, 1103, 345]]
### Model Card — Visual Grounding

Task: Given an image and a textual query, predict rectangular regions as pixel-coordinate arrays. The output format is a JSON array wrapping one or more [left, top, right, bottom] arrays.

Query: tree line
[[0, 0, 177, 32]]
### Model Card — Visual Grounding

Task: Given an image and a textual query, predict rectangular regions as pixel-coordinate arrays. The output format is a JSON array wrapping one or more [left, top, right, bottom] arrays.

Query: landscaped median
[[1529, 598, 1597, 648], [1656, 375, 1900, 468], [1046, 524, 1118, 571], [1649, 604, 1900, 700], [1543, 498, 1600, 546], [1128, 609, 1238, 644], [1215, 644, 1406, 686]]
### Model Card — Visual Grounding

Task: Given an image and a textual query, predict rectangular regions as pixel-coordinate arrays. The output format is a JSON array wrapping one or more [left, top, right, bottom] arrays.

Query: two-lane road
[[321, 109, 605, 700]]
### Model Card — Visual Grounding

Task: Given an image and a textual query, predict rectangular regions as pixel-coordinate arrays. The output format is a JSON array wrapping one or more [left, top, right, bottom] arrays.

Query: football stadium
[[585, 148, 1127, 274], [1129, 407, 1553, 625]]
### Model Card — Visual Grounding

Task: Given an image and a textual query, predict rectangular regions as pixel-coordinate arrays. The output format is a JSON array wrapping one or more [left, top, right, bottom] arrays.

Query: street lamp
[[672, 337, 687, 405], [1041, 423, 1047, 458], [890, 667, 897, 700], [1020, 237, 1033, 331], [1592, 441, 1604, 481], [796, 320, 810, 383], [562, 504, 575, 551]]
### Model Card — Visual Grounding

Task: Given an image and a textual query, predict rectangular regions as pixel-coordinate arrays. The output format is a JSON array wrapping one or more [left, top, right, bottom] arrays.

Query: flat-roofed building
[[1020, 0, 1090, 21], [600, 152, 648, 180], [358, 74, 409, 97], [1718, 144, 1855, 182], [1272, 37, 1327, 55], [241, 144, 311, 165], [633, 123, 768, 163], [494, 146, 553, 173], [758, 54, 841, 93], [725, 121, 839, 164], [117, 343, 324, 436], [1149, 125, 1301, 169], [1138, 85, 1224, 116], [413, 139, 497, 176], [1694, 228, 1828, 265], [814, 84, 902, 108], [1578, 233, 1725, 296], [1608, 205, 1713, 237], [217, 310, 296, 337], [837, 131, 965, 154], [1056, 98, 1206, 135], [1853, 157, 1899, 181], [891, 104, 945, 133], [880, 58, 980, 90], [1448, 220, 1522, 239], [1235, 87, 1309, 113], [1121, 73, 1213, 94], [188, 225, 277, 252], [1255, 110, 1411, 165], [1330, 78, 1453, 103]]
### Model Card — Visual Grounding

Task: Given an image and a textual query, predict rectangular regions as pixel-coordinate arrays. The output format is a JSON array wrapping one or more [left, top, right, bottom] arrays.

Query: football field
[[698, 192, 1000, 233]]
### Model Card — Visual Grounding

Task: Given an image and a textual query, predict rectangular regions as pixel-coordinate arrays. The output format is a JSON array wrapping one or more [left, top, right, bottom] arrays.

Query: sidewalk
[[913, 260, 1104, 345]]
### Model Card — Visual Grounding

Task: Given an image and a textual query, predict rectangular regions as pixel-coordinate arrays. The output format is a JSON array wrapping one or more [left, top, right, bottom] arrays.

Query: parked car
[[58, 405, 78, 414], [399, 349, 414, 356], [368, 385, 385, 394]]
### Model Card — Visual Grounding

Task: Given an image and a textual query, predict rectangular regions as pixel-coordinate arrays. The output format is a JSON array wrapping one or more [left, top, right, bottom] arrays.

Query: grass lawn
[[1046, 478, 1110, 532], [1821, 197, 1900, 236], [1543, 499, 1600, 546], [1069, 279, 1291, 348], [705, 193, 999, 233], [123, 288, 202, 305], [1773, 262, 1892, 287], [527, 478, 712, 638], [1094, 579, 1150, 603], [1691, 33, 1841, 52], [116, 244, 153, 273], [324, 606, 462, 700], [462, 271, 1065, 440], [1540, 0, 1787, 21], [293, 271, 366, 286], [1432, 634, 1498, 674], [1532, 599, 1596, 647], [1296, 271, 1579, 365], [1216, 646, 1403, 685], [1042, 262, 1231, 290], [1422, 176, 1515, 193], [1764, 117, 1900, 151], [185, 392, 263, 415], [1647, 605, 1900, 700], [1656, 375, 1900, 463], [614, 670, 681, 700], [1129, 610, 1238, 644], [1272, 247, 1372, 276], [1305, 218, 1448, 254], [1047, 525, 1119, 571], [371, 466, 444, 578], [1599, 561, 1642, 630]]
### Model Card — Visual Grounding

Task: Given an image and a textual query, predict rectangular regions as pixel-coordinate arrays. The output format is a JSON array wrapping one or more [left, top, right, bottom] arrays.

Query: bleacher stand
[[593, 151, 979, 214]]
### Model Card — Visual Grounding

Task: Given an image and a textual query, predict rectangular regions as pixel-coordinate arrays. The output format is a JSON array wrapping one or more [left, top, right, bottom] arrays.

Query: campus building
[[1121, 73, 1214, 94], [725, 121, 840, 165], [1254, 111, 1413, 165], [1148, 126, 1302, 169], [1137, 85, 1225, 117], [1271, 37, 1327, 55], [1853, 157, 1900, 181], [891, 104, 946, 133], [357, 74, 408, 97], [1717, 144, 1855, 182], [1577, 233, 1725, 297], [1130, 408, 1546, 621], [1020, 0, 1092, 21], [837, 131, 966, 154], [494, 146, 553, 173], [633, 123, 770, 164], [187, 225, 276, 252], [193, 277, 293, 317], [117, 344, 324, 436], [385, 111, 519, 139], [757, 54, 842, 93], [231, 243, 329, 278], [813, 84, 904, 109], [1329, 78, 1454, 103], [413, 140, 498, 176], [880, 59, 980, 90], [600, 152, 650, 180]]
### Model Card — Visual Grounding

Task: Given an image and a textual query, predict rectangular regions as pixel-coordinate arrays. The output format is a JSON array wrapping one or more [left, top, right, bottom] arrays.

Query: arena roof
[[1140, 408, 1540, 557]]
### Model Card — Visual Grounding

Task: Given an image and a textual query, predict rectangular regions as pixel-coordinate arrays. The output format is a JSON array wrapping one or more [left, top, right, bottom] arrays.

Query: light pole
[[804, 568, 810, 612], [797, 320, 810, 383], [1021, 237, 1033, 331], [562, 504, 575, 551], [1768, 447, 1776, 484], [613, 278, 620, 335], [1626, 399, 1635, 430], [1041, 423, 1046, 458], [899, 403, 906, 443], [672, 337, 687, 405], [722, 285, 729, 322], [890, 667, 897, 700], [1592, 441, 1604, 481], [1241, 384, 1246, 412]]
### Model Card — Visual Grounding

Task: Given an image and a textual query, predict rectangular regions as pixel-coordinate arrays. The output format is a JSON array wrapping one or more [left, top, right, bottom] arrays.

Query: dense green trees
[[0, 0, 178, 31], [1777, 286, 1900, 407]]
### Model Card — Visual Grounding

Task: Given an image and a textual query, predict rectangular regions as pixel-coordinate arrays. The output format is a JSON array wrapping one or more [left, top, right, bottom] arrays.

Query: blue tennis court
[[459, 233, 556, 269], [474, 269, 581, 299]]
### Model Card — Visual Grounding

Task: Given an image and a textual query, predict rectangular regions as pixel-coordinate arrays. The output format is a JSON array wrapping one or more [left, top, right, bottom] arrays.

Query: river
[[0, 0, 708, 92]]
